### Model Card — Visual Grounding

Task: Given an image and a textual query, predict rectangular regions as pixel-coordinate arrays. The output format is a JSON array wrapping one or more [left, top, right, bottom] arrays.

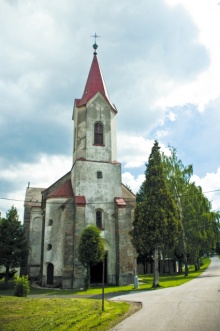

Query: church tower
[[71, 42, 136, 287], [23, 41, 136, 289]]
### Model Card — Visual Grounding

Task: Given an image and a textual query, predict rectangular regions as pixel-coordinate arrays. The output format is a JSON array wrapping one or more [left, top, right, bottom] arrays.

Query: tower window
[[97, 171, 103, 179], [94, 122, 103, 145], [96, 210, 103, 230]]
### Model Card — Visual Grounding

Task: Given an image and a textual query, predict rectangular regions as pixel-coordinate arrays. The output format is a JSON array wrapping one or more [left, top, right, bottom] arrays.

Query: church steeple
[[72, 42, 118, 164], [76, 43, 116, 111]]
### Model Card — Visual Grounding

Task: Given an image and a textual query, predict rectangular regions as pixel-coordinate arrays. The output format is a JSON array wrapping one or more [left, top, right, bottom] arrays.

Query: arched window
[[47, 263, 54, 285], [96, 210, 103, 229], [47, 244, 52, 251], [94, 122, 103, 145], [48, 219, 53, 226]]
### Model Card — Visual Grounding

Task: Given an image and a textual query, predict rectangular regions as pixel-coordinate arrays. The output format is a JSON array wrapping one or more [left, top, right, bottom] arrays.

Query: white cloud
[[0, 154, 72, 219], [155, 130, 169, 139], [122, 167, 220, 212], [122, 172, 145, 194], [118, 134, 171, 168], [0, 154, 71, 187], [168, 111, 176, 121], [192, 168, 220, 211], [117, 135, 154, 168], [0, 189, 26, 224], [158, 0, 220, 111]]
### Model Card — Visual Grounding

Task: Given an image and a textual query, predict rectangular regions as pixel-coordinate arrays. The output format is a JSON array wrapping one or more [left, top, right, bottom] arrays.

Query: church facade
[[23, 44, 136, 289]]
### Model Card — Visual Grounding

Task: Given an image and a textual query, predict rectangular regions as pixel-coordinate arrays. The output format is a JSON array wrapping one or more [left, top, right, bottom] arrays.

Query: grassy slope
[[0, 297, 131, 331], [0, 258, 211, 330]]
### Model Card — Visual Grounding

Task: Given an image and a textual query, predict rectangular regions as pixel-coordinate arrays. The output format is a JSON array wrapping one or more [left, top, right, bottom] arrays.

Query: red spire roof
[[76, 54, 116, 111]]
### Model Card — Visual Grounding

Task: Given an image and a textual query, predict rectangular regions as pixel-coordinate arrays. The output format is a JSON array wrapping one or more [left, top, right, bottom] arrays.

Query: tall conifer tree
[[0, 206, 28, 282], [132, 141, 181, 287]]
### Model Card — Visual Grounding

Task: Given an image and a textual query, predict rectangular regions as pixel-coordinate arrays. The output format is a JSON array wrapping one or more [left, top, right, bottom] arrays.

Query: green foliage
[[0, 297, 130, 331], [137, 257, 211, 288], [161, 147, 220, 270], [131, 141, 181, 287], [136, 144, 219, 278], [0, 206, 29, 282], [132, 141, 181, 251], [136, 181, 145, 203], [78, 225, 105, 289], [6, 206, 19, 222], [0, 258, 211, 329], [14, 275, 30, 297], [78, 225, 105, 267]]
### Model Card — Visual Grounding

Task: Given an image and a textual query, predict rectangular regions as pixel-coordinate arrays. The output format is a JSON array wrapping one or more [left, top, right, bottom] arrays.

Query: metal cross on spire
[[91, 33, 100, 54]]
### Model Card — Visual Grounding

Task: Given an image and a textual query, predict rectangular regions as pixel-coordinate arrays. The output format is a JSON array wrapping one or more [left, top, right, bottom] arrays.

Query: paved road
[[109, 257, 220, 331]]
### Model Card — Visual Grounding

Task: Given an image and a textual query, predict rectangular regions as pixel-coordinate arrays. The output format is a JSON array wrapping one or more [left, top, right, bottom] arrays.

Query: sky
[[0, 0, 220, 221]]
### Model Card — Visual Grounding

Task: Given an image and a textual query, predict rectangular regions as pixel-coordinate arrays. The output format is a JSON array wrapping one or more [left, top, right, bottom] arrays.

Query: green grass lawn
[[71, 257, 211, 295], [139, 257, 211, 289], [0, 258, 211, 330], [0, 296, 132, 331]]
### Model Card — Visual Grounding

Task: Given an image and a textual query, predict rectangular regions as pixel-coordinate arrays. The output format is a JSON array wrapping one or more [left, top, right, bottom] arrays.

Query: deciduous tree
[[162, 147, 193, 275], [162, 147, 220, 273], [78, 225, 104, 289]]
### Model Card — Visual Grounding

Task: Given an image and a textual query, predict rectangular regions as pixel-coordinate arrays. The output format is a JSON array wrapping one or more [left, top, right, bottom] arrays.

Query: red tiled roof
[[76, 54, 116, 111], [115, 197, 127, 208], [75, 196, 86, 207], [48, 180, 74, 198]]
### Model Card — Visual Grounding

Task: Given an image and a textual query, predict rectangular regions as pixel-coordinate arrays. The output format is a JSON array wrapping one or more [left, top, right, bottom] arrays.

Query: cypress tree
[[132, 141, 181, 287]]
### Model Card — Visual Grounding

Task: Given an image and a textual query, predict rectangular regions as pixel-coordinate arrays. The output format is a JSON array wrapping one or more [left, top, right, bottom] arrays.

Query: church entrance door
[[90, 253, 107, 284], [47, 263, 54, 285]]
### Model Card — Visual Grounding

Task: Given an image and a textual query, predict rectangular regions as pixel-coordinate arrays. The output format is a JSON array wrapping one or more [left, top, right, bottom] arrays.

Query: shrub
[[14, 276, 30, 297]]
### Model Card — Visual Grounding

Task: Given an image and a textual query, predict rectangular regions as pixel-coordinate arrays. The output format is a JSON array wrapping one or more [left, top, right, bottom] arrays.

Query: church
[[23, 41, 136, 289]]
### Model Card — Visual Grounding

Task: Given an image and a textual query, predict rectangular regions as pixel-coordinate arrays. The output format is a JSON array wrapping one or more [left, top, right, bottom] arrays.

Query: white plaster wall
[[29, 207, 42, 267], [72, 93, 117, 164], [72, 159, 122, 279], [72, 105, 86, 163], [111, 112, 117, 161], [72, 160, 122, 199], [86, 94, 112, 162], [43, 198, 66, 278]]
